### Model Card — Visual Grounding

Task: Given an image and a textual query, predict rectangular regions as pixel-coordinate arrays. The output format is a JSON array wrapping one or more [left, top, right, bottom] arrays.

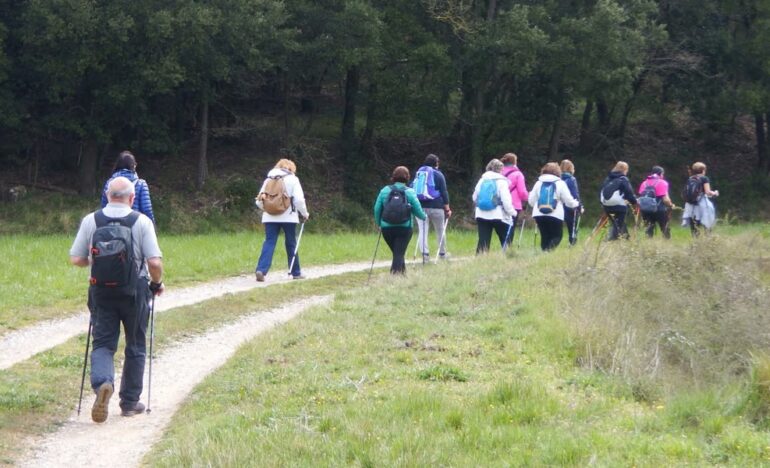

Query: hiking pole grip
[[77, 321, 92, 416]]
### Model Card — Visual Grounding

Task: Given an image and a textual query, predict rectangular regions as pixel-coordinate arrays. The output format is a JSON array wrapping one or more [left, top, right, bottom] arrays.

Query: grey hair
[[485, 158, 503, 173], [107, 176, 135, 200]]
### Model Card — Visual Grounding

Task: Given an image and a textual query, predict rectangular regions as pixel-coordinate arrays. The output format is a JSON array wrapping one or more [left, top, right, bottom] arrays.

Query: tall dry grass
[[566, 233, 770, 401]]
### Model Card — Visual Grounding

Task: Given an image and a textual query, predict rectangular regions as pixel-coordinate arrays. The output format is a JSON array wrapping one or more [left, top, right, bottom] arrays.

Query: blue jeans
[[88, 282, 151, 408], [256, 222, 301, 277]]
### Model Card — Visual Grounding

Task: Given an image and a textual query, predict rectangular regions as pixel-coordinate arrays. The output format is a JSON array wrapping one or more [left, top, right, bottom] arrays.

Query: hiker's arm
[[70, 256, 89, 267], [662, 194, 674, 208], [407, 189, 427, 220], [373, 190, 384, 224], [147, 257, 163, 284], [516, 173, 529, 204], [560, 182, 580, 209], [703, 182, 719, 197]]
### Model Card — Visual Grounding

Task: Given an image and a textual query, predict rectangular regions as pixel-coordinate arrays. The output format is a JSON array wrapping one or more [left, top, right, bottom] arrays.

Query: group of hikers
[[67, 149, 719, 423]]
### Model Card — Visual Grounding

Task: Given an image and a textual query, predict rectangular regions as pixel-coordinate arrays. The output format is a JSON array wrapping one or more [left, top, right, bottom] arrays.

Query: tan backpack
[[258, 174, 292, 215]]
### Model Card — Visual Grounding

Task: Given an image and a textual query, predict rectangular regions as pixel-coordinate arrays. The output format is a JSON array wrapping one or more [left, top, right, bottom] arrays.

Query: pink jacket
[[501, 165, 528, 210]]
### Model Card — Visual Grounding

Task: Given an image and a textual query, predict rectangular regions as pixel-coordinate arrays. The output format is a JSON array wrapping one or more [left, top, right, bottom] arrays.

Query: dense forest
[[1, 0, 769, 224]]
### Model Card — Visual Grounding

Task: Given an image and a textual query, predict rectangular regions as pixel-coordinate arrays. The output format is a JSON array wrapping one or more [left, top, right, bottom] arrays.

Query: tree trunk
[[283, 70, 291, 146], [756, 113, 767, 171], [360, 82, 377, 158], [196, 90, 209, 190], [548, 103, 565, 161], [341, 66, 360, 197], [596, 98, 611, 131], [78, 139, 99, 196], [579, 100, 593, 155], [618, 71, 647, 148]]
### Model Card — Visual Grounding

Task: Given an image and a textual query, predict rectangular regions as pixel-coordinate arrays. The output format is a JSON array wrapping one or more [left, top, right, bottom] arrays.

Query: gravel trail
[[0, 261, 381, 370], [19, 295, 333, 468]]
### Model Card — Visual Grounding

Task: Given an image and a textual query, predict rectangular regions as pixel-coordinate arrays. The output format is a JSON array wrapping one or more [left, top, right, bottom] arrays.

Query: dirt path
[[19, 295, 332, 467], [0, 261, 383, 370]]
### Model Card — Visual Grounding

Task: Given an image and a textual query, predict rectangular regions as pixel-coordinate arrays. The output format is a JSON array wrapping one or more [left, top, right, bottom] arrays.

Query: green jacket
[[373, 182, 427, 228]]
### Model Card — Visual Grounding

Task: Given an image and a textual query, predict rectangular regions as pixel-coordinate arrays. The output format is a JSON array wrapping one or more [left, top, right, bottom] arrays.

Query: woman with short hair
[[529, 162, 580, 251], [374, 166, 426, 274], [101, 151, 155, 223], [254, 158, 310, 281], [472, 159, 516, 253]]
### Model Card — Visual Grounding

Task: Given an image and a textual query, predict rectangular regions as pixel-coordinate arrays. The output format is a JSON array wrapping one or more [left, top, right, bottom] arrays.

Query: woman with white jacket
[[254, 159, 310, 281], [472, 159, 516, 253], [528, 162, 579, 251]]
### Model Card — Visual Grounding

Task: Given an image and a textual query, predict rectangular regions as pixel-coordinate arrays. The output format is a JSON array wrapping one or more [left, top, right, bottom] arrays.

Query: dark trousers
[[535, 216, 564, 251], [382, 226, 412, 274], [502, 215, 519, 247], [88, 283, 151, 407], [605, 208, 629, 240], [563, 208, 579, 245], [476, 218, 510, 253], [643, 209, 671, 239], [256, 222, 300, 277]]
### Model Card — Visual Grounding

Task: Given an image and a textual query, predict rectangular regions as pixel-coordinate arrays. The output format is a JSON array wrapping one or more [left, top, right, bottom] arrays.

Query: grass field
[[2, 223, 769, 465]]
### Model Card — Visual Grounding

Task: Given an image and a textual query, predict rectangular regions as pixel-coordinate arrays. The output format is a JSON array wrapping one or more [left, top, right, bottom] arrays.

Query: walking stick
[[502, 221, 514, 252], [367, 230, 382, 283], [147, 295, 156, 414], [412, 217, 420, 262], [517, 211, 527, 248], [586, 213, 609, 243], [571, 209, 580, 245], [434, 217, 449, 263], [77, 321, 92, 416], [288, 221, 305, 276]]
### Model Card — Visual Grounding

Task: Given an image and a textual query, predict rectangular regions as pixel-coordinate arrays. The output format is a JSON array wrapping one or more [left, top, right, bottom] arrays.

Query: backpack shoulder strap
[[95, 209, 140, 228]]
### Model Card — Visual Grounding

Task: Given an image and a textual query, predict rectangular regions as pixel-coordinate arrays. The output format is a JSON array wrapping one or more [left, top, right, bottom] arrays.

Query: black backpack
[[682, 176, 703, 204], [381, 186, 411, 224], [90, 210, 140, 296], [638, 181, 661, 214]]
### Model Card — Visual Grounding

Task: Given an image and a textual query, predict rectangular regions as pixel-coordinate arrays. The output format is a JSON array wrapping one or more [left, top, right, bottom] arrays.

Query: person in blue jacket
[[559, 159, 583, 245], [599, 161, 638, 240], [374, 166, 427, 274], [101, 151, 155, 224]]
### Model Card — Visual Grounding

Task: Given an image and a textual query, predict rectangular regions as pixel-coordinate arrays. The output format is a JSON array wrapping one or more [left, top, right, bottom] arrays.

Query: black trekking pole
[[77, 321, 93, 416], [367, 229, 382, 283], [147, 295, 156, 414]]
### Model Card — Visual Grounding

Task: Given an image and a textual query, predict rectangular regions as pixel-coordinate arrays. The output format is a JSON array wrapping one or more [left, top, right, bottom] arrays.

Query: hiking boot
[[91, 381, 114, 423], [422, 254, 430, 264], [439, 253, 449, 261], [255, 271, 265, 282], [120, 401, 146, 417], [292, 274, 306, 280]]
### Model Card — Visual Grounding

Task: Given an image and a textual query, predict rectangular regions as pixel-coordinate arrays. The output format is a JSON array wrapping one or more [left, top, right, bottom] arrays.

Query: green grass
[[0, 229, 479, 332], [144, 239, 770, 466]]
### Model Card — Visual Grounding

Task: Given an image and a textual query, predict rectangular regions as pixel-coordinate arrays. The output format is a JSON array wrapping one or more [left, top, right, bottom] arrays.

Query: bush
[[566, 234, 770, 397]]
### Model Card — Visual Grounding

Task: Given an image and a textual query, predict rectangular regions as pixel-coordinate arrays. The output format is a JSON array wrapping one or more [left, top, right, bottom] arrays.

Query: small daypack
[[600, 177, 626, 207], [381, 185, 411, 224], [90, 210, 140, 296], [477, 179, 500, 211], [259, 174, 292, 215], [413, 166, 441, 201], [638, 181, 660, 214], [537, 181, 558, 214], [682, 175, 703, 204]]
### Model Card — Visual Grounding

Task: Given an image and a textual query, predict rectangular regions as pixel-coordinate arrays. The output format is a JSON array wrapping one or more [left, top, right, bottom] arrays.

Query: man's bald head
[[107, 176, 135, 203]]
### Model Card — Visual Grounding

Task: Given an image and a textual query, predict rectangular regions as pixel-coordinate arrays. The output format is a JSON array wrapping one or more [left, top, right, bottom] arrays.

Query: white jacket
[[472, 171, 516, 224], [528, 174, 579, 220], [255, 168, 309, 223]]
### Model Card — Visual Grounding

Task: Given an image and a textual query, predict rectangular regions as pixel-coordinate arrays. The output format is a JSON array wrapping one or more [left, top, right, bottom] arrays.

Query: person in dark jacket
[[412, 154, 452, 263], [599, 161, 637, 240], [559, 159, 583, 245], [374, 166, 427, 274], [101, 151, 155, 224]]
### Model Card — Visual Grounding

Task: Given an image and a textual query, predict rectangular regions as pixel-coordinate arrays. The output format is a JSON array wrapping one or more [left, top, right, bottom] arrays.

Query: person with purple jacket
[[101, 151, 155, 224], [500, 153, 528, 246], [559, 159, 583, 245]]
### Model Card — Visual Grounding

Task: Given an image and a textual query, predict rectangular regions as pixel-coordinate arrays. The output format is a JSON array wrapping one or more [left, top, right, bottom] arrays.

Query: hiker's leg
[[119, 283, 150, 407], [534, 217, 548, 250], [563, 209, 573, 245], [545, 217, 563, 250], [391, 227, 411, 274], [281, 223, 300, 276], [416, 215, 429, 256], [643, 213, 655, 237], [492, 220, 509, 248], [606, 211, 619, 241], [658, 210, 671, 239], [615, 210, 629, 239], [476, 219, 493, 254], [89, 291, 120, 391], [257, 223, 281, 274], [428, 208, 447, 255], [690, 218, 700, 237]]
